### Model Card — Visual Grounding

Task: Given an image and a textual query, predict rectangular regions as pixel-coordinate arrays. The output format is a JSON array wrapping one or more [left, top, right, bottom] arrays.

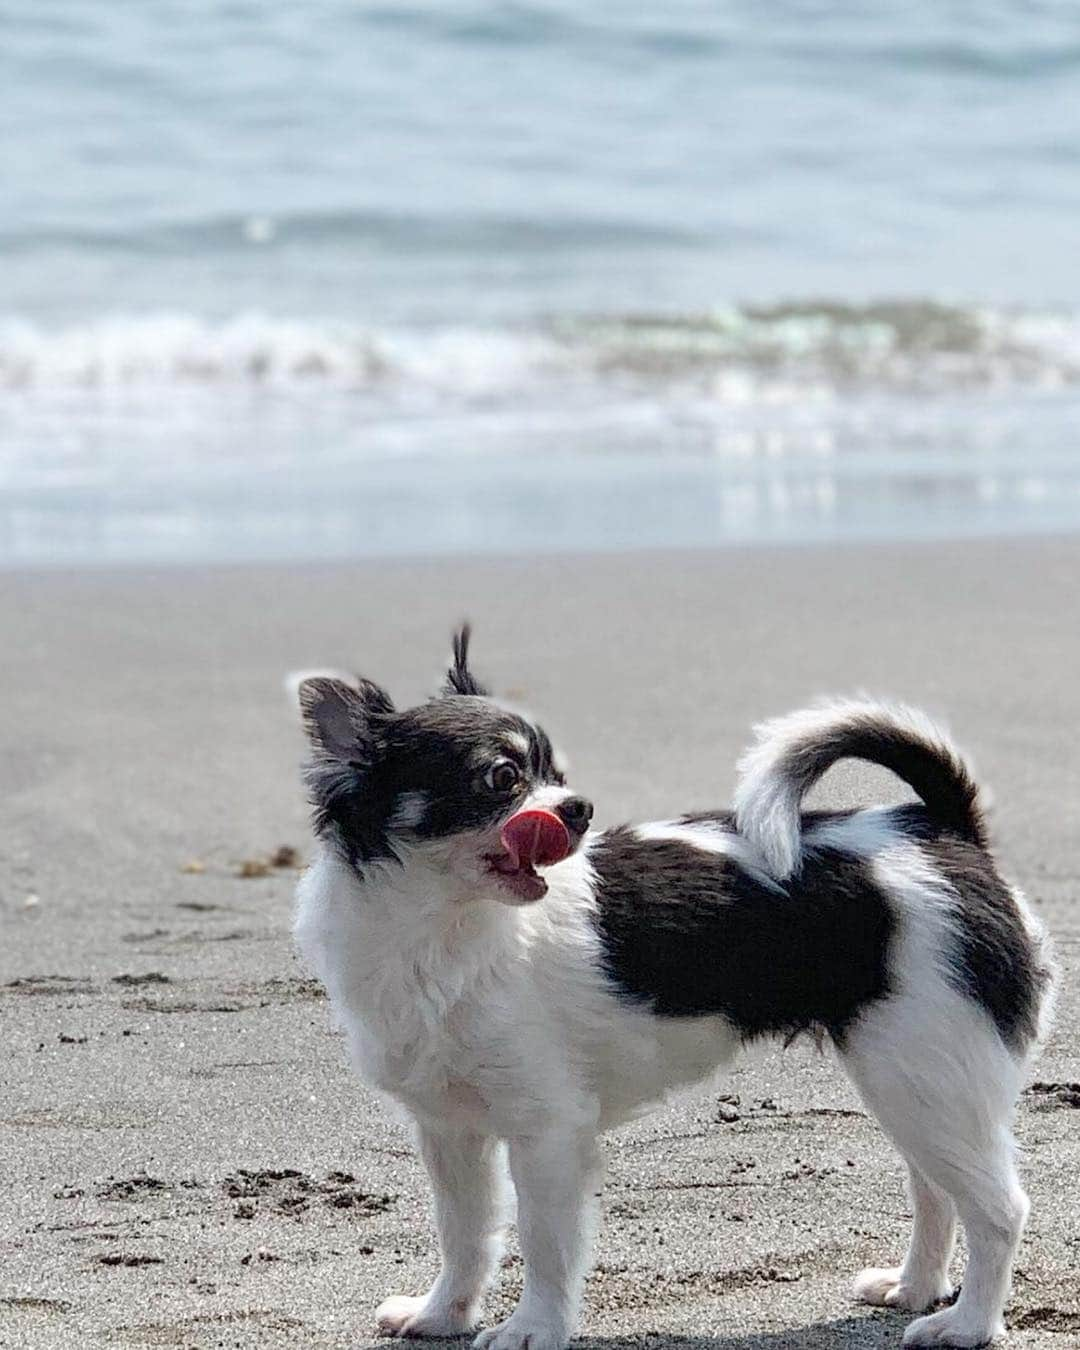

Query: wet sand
[[1, 539, 1078, 1348]]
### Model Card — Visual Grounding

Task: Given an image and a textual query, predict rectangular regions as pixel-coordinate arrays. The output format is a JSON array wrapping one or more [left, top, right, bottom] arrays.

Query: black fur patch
[[302, 686, 563, 868], [592, 807, 1049, 1052], [379, 698, 551, 839], [590, 822, 895, 1042], [924, 837, 1050, 1049], [299, 677, 398, 865], [443, 624, 490, 697]]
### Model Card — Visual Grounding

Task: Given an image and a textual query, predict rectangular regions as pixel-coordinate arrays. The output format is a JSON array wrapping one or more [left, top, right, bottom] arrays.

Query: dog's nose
[[556, 796, 593, 834]]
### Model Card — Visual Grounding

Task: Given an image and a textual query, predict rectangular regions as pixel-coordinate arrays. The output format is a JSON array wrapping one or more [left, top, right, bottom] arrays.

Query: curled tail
[[734, 698, 987, 880]]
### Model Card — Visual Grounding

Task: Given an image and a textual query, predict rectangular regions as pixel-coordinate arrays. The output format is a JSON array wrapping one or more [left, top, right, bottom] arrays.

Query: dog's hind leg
[[853, 1161, 956, 1311], [898, 1147, 1027, 1349], [840, 994, 1029, 1347]]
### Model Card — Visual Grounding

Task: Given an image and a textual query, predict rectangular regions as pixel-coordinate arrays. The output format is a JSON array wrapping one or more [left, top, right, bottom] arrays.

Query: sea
[[4, 1, 1080, 566]]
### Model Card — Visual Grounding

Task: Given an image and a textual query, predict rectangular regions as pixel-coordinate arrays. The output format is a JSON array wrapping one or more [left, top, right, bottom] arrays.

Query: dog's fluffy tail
[[734, 698, 987, 880]]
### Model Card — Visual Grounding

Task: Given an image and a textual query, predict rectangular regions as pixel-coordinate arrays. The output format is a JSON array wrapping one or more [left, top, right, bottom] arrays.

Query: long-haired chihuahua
[[293, 628, 1053, 1349]]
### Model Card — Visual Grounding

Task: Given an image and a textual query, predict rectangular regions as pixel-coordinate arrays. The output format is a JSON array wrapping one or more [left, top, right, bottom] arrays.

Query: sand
[[1, 538, 1077, 1350]]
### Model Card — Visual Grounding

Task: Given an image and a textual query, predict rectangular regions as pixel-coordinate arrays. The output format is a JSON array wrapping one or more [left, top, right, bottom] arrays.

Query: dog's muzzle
[[486, 808, 574, 902]]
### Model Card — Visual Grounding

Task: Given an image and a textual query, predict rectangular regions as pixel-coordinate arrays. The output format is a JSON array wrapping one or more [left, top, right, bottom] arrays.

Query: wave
[[3, 302, 1080, 397], [0, 209, 705, 257]]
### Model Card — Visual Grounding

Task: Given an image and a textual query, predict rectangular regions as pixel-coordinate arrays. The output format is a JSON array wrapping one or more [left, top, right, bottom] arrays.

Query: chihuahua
[[293, 628, 1052, 1349]]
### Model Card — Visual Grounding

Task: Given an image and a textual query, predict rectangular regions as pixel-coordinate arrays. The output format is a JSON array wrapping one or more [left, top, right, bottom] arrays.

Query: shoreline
[[5, 523, 1080, 578]]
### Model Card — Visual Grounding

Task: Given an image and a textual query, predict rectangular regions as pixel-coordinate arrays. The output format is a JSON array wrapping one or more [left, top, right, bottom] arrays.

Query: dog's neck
[[322, 842, 522, 958]]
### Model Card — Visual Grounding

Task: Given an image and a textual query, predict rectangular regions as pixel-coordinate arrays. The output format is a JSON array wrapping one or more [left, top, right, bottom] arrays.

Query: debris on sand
[[179, 859, 206, 874], [1027, 1081, 1080, 1109], [221, 1169, 395, 1218], [1014, 1307, 1080, 1332], [121, 996, 248, 1014], [240, 1246, 279, 1265], [111, 972, 171, 987], [224, 1168, 305, 1198], [235, 846, 302, 877], [257, 976, 326, 1003], [97, 1253, 165, 1267], [0, 1297, 71, 1312], [3, 974, 96, 997], [96, 1175, 169, 1201], [236, 858, 271, 878], [716, 1094, 741, 1123]]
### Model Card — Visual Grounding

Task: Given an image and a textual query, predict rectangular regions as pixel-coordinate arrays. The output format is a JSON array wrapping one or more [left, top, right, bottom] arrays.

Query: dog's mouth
[[484, 808, 573, 902]]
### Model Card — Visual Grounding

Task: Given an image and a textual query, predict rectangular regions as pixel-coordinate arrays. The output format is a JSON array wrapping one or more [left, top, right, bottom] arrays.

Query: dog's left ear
[[298, 676, 394, 762], [442, 623, 491, 697]]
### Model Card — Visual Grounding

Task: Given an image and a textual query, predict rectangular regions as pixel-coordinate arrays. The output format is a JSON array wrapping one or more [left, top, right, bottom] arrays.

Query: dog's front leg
[[474, 1129, 602, 1350], [377, 1125, 505, 1338]]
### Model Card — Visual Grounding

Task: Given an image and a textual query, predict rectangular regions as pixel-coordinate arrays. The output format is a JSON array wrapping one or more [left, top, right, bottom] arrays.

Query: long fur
[[293, 646, 1054, 1350]]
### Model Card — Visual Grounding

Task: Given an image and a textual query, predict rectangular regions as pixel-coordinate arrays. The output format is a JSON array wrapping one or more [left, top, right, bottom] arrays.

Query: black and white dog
[[293, 629, 1053, 1349]]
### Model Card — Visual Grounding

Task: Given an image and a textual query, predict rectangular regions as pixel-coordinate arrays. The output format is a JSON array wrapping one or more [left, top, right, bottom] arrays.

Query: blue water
[[4, 2, 1080, 564]]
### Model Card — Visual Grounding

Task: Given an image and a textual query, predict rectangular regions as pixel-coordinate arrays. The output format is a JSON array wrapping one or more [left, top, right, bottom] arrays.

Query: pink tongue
[[500, 809, 573, 870]]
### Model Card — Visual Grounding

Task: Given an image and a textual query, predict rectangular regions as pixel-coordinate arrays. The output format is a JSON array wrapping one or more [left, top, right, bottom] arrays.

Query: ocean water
[[4, 1, 1080, 565]]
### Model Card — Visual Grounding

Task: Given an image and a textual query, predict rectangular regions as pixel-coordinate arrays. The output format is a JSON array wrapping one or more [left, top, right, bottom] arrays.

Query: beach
[[1, 537, 1077, 1349], [5, 4, 1079, 1344]]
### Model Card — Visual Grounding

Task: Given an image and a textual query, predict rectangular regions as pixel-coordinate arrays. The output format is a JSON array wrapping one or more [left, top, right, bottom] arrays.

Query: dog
[[293, 627, 1054, 1349]]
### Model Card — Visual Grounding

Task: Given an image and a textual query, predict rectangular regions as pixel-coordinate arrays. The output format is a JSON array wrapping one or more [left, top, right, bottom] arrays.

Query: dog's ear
[[298, 676, 394, 761], [442, 623, 491, 697]]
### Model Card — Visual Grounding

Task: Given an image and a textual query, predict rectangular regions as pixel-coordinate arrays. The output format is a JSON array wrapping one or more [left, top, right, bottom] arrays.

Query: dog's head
[[295, 626, 592, 904]]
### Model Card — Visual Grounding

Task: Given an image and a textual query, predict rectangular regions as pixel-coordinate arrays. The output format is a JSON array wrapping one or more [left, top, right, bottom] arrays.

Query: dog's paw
[[376, 1294, 478, 1338], [472, 1312, 567, 1350], [854, 1265, 953, 1312], [902, 1306, 1004, 1347]]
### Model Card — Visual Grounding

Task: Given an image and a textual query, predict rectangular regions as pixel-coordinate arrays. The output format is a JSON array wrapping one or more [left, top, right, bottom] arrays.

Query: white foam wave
[[3, 303, 1080, 397], [0, 313, 385, 387]]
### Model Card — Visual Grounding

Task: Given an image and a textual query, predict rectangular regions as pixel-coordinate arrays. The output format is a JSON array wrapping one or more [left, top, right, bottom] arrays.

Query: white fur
[[634, 819, 785, 893], [387, 791, 429, 830], [734, 698, 977, 880], [524, 783, 581, 815], [296, 837, 740, 1348], [803, 804, 905, 860], [482, 697, 570, 779], [504, 730, 532, 759], [295, 839, 739, 1141]]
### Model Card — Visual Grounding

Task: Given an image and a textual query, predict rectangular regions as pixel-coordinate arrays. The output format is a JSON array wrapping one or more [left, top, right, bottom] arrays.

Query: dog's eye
[[485, 760, 520, 794]]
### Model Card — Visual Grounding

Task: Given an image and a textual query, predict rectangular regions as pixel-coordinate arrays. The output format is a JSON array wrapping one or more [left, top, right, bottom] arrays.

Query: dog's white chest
[[295, 852, 522, 1125], [347, 968, 485, 1106]]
